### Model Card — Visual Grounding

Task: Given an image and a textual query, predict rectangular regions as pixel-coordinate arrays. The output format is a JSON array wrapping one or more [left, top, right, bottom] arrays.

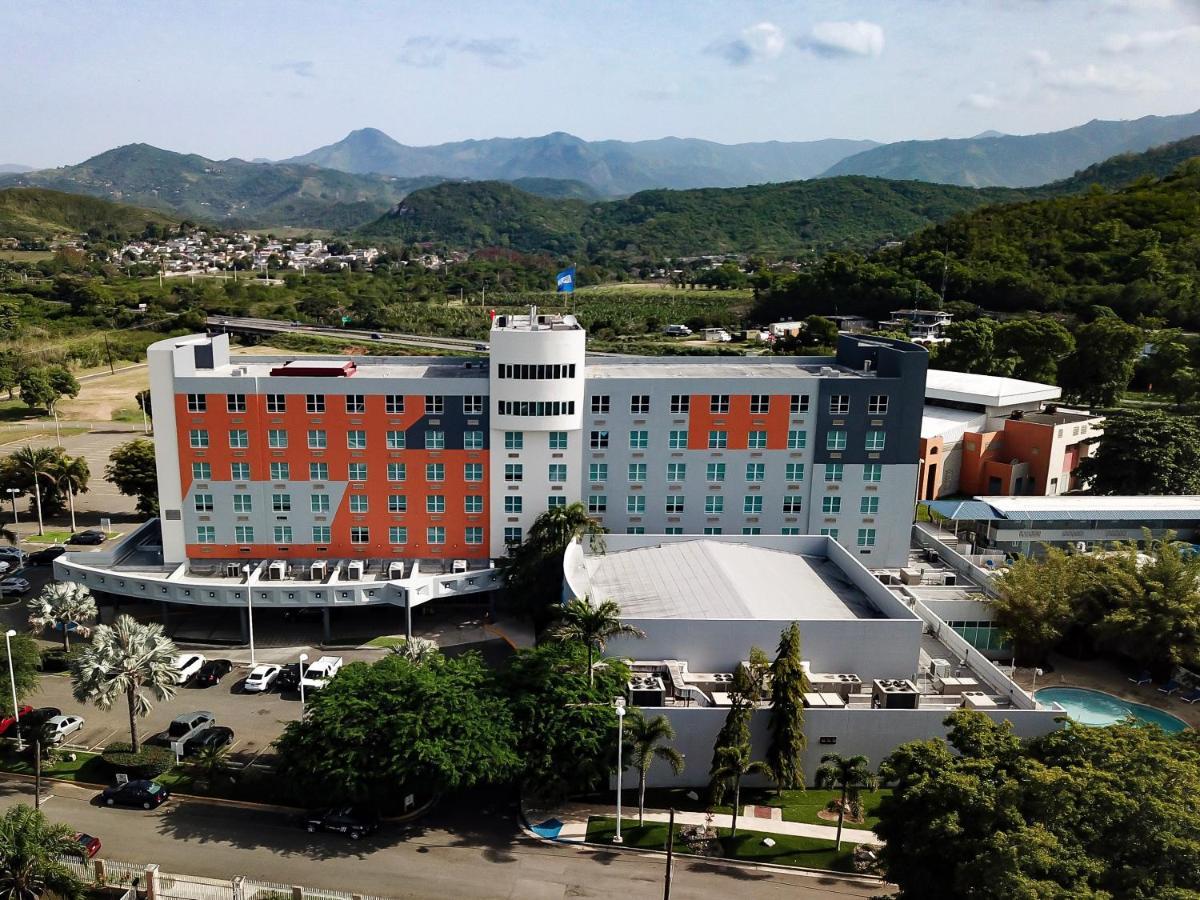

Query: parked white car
[[0, 577, 31, 596], [299, 656, 343, 692], [243, 664, 281, 693], [42, 714, 85, 744], [0, 546, 25, 563], [173, 653, 207, 684]]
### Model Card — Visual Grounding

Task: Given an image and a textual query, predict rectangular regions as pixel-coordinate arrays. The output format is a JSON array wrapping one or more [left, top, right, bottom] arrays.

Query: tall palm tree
[[627, 710, 685, 825], [50, 455, 89, 535], [70, 614, 178, 753], [387, 636, 440, 666], [711, 743, 770, 839], [189, 742, 230, 791], [0, 803, 86, 900], [9, 447, 56, 536], [547, 597, 644, 687], [814, 753, 878, 850], [27, 583, 97, 652], [527, 501, 604, 551]]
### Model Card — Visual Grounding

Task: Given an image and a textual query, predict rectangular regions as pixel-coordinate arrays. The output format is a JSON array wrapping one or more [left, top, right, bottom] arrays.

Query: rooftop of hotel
[[585, 356, 874, 380], [491, 311, 582, 331], [193, 355, 489, 381], [925, 368, 1061, 407]]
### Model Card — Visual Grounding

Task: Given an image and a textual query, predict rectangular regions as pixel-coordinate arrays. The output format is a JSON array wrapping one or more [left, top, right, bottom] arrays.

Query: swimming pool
[[1035, 687, 1189, 733]]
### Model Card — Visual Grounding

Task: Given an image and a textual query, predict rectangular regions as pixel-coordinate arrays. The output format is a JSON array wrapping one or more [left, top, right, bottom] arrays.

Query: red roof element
[[268, 360, 357, 378]]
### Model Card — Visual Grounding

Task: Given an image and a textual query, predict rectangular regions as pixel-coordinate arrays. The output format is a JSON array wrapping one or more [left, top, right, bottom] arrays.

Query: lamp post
[[246, 589, 256, 667], [299, 653, 308, 710], [613, 697, 626, 844], [5, 629, 23, 751], [1031, 667, 1044, 696], [5, 488, 18, 537]]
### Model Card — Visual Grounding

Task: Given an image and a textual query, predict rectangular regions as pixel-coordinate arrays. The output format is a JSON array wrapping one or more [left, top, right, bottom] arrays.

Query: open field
[[0, 250, 56, 262]]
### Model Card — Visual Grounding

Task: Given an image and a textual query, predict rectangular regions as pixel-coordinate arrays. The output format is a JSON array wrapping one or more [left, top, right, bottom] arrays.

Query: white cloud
[[800, 21, 885, 58], [705, 21, 785, 66], [397, 35, 539, 69], [1039, 62, 1170, 93], [963, 92, 1001, 110], [1103, 25, 1200, 53]]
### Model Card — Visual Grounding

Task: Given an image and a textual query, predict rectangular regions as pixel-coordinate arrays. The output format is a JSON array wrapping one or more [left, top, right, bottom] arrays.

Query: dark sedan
[[275, 663, 302, 692], [100, 780, 170, 809], [27, 546, 67, 565], [67, 530, 106, 546], [18, 706, 61, 738], [184, 726, 233, 756], [301, 807, 379, 840], [192, 659, 233, 687]]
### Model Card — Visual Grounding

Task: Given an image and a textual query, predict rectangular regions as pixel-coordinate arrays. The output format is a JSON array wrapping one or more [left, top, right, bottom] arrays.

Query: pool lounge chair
[[1179, 688, 1200, 704], [1128, 670, 1152, 685], [1158, 678, 1182, 695]]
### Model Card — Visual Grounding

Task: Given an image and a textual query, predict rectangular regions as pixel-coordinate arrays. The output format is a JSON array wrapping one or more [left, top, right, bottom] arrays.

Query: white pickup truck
[[300, 655, 343, 692]]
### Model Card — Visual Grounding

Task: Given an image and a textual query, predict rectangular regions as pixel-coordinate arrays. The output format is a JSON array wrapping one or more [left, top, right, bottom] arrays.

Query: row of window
[[616, 525, 878, 546], [189, 428, 489, 451], [186, 393, 485, 416], [591, 393, 813, 415], [496, 401, 576, 417], [195, 524, 496, 546], [582, 494, 880, 515], [592, 462, 809, 483], [496, 363, 577, 380], [197, 485, 494, 514], [583, 428, 884, 452], [503, 431, 569, 450]]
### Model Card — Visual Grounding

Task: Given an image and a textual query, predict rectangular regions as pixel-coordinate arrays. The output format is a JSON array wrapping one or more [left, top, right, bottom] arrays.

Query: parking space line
[[86, 728, 118, 752]]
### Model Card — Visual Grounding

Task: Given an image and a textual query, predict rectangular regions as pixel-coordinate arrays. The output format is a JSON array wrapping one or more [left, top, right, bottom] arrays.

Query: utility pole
[[34, 738, 41, 809], [663, 807, 675, 900], [102, 334, 115, 375]]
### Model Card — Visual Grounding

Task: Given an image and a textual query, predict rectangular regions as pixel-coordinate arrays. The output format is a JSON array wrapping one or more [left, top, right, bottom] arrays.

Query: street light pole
[[5, 488, 18, 537], [1031, 667, 1044, 696], [5, 629, 23, 752], [246, 591, 256, 667], [299, 653, 308, 710], [613, 697, 626, 844]]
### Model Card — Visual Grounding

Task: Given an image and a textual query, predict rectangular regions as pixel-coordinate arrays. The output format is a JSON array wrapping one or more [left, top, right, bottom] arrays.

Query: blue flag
[[556, 266, 576, 293]]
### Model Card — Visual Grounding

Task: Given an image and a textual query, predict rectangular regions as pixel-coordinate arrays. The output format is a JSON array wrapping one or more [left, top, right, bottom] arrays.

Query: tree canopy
[[1075, 410, 1200, 495]]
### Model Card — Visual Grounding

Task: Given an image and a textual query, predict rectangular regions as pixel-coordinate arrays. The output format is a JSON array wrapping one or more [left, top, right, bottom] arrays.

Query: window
[[590, 430, 609, 449], [667, 462, 686, 482], [306, 394, 325, 414], [706, 463, 726, 482], [627, 527, 646, 535], [503, 527, 522, 545], [465, 526, 483, 545], [628, 463, 646, 483], [269, 462, 290, 480], [822, 496, 842, 514], [426, 495, 446, 513], [189, 429, 209, 449], [825, 463, 844, 482], [865, 430, 886, 451], [349, 495, 368, 514], [266, 394, 285, 414], [826, 431, 847, 451], [233, 495, 252, 514], [196, 525, 215, 544], [385, 394, 405, 415], [229, 429, 249, 449], [273, 525, 293, 544], [310, 494, 330, 513], [194, 494, 213, 512], [309, 462, 328, 481], [312, 525, 331, 544], [857, 528, 876, 547], [821, 528, 839, 539], [745, 463, 765, 482], [186, 394, 206, 413], [547, 496, 566, 509], [591, 395, 610, 414], [307, 429, 327, 449], [504, 463, 523, 482], [785, 463, 805, 482], [665, 495, 685, 514], [465, 463, 484, 482], [670, 395, 690, 414], [548, 463, 567, 483], [703, 527, 723, 535], [272, 493, 292, 512], [863, 463, 883, 483], [588, 463, 608, 482], [351, 526, 370, 545], [748, 430, 767, 450], [629, 430, 648, 449], [387, 462, 406, 482], [231, 462, 251, 480], [345, 394, 365, 414], [465, 495, 484, 513], [829, 394, 850, 415], [588, 495, 607, 514], [425, 431, 445, 450], [860, 496, 880, 514], [464, 430, 483, 450], [347, 462, 367, 481], [742, 495, 762, 514], [425, 395, 444, 415], [226, 393, 246, 413], [787, 430, 807, 450], [191, 462, 211, 480], [742, 527, 762, 535], [665, 527, 683, 535], [504, 495, 523, 514], [549, 431, 568, 450], [385, 430, 406, 450], [868, 394, 889, 415], [790, 394, 810, 414], [426, 463, 445, 482], [708, 430, 727, 449], [347, 430, 367, 450], [705, 495, 724, 514], [388, 494, 408, 513], [668, 430, 687, 450], [504, 432, 524, 451], [625, 495, 645, 514], [783, 495, 803, 514], [234, 525, 254, 543], [390, 526, 409, 545], [463, 395, 484, 415], [267, 429, 288, 449], [750, 395, 770, 414], [782, 527, 801, 535], [630, 395, 650, 414]]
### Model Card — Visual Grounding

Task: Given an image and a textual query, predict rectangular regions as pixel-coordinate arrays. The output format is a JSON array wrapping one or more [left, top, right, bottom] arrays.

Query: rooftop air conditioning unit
[[929, 658, 952, 679], [224, 563, 241, 578]]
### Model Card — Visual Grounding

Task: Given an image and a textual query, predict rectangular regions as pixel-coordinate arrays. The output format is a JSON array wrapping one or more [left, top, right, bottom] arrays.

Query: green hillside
[[0, 187, 174, 240], [1038, 134, 1200, 194]]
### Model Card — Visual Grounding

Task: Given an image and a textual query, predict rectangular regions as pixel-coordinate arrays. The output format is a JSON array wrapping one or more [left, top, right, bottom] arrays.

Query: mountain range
[[0, 164, 32, 175]]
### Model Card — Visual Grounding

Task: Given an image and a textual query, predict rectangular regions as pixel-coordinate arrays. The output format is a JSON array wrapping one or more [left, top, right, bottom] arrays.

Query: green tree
[[814, 753, 877, 850], [1075, 410, 1200, 494], [708, 646, 769, 805], [49, 454, 88, 534], [45, 367, 79, 411], [1059, 316, 1143, 406], [711, 742, 770, 840], [802, 315, 839, 348], [626, 710, 684, 825], [992, 549, 1087, 665], [15, 370, 54, 415], [0, 804, 87, 900], [934, 319, 1004, 375], [7, 447, 57, 535], [766, 622, 809, 791], [386, 636, 440, 666], [70, 615, 178, 753], [0, 634, 41, 715], [105, 439, 159, 515], [995, 318, 1074, 383], [547, 597, 644, 687], [27, 583, 96, 653], [504, 502, 606, 623]]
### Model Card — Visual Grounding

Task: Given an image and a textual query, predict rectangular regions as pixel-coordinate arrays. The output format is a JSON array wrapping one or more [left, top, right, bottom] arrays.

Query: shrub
[[101, 742, 175, 779], [38, 648, 80, 673]]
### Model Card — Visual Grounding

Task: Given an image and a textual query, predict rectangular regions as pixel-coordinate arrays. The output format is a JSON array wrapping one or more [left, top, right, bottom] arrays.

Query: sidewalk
[[525, 799, 881, 846]]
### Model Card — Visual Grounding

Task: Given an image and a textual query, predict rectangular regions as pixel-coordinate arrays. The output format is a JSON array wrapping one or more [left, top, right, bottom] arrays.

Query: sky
[[3, 0, 1200, 167]]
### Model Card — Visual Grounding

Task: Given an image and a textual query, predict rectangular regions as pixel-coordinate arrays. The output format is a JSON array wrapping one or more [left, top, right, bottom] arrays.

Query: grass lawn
[[585, 817, 856, 872], [364, 636, 405, 649], [636, 787, 888, 830], [0, 747, 110, 783], [25, 530, 120, 545]]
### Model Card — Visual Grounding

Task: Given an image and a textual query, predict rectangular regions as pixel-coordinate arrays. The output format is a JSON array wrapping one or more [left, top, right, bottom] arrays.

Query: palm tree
[[387, 636, 440, 666], [50, 455, 88, 535], [814, 753, 878, 850], [189, 742, 230, 792], [547, 597, 645, 687], [27, 583, 97, 652], [0, 803, 86, 900], [527, 501, 604, 551], [70, 614, 178, 753], [711, 743, 770, 839], [9, 447, 56, 536], [628, 710, 685, 825]]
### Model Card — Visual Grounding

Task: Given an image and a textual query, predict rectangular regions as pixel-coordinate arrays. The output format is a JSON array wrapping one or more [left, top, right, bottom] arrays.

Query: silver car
[[43, 714, 85, 744], [243, 664, 281, 693]]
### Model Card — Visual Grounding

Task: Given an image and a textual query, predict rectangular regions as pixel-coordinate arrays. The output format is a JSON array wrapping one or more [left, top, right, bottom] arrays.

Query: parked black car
[[67, 530, 106, 546], [184, 725, 233, 756], [301, 807, 379, 840], [27, 546, 67, 566], [18, 706, 61, 738], [100, 780, 170, 809], [275, 663, 302, 692], [193, 659, 233, 687]]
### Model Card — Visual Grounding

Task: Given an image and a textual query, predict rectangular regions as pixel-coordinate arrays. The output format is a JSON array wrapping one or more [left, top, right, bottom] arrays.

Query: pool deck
[[1012, 655, 1198, 730]]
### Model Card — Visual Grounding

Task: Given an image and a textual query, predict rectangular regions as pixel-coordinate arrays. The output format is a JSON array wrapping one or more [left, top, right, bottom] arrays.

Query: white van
[[663, 324, 692, 336], [703, 328, 732, 343], [300, 655, 343, 691]]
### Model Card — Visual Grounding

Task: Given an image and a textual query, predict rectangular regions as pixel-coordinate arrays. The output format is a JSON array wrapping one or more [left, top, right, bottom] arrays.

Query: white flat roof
[[582, 540, 881, 620], [985, 495, 1200, 516], [925, 368, 1060, 407], [587, 360, 867, 380], [921, 405, 986, 440]]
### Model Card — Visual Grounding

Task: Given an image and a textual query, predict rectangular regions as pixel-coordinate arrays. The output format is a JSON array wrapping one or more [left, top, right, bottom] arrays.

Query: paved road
[[207, 317, 484, 354], [0, 780, 887, 899]]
